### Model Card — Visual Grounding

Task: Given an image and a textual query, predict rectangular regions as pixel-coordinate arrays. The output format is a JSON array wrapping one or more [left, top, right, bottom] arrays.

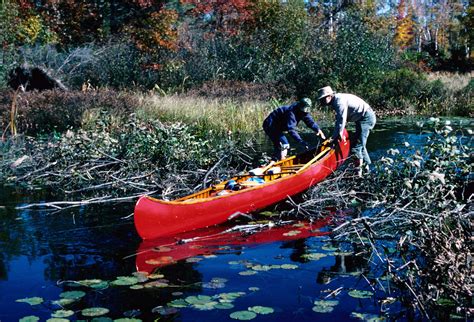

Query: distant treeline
[[0, 1, 472, 114]]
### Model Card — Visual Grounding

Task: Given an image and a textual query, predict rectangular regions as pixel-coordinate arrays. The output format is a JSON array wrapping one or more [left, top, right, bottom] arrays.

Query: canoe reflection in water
[[135, 218, 332, 274]]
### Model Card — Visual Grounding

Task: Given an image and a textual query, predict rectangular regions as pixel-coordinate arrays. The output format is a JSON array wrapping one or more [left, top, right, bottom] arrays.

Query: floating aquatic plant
[[110, 276, 139, 286], [81, 307, 110, 317], [19, 316, 39, 322], [283, 230, 301, 236], [51, 310, 75, 318], [59, 291, 86, 300], [215, 303, 234, 309], [351, 312, 386, 321], [152, 306, 178, 315], [52, 298, 77, 306], [184, 295, 219, 310], [16, 297, 44, 305], [239, 270, 258, 276], [280, 264, 298, 269], [144, 281, 168, 288], [302, 253, 327, 261], [168, 299, 189, 308], [312, 300, 339, 313], [348, 290, 374, 299], [145, 256, 175, 265], [248, 306, 274, 314], [229, 310, 257, 320]]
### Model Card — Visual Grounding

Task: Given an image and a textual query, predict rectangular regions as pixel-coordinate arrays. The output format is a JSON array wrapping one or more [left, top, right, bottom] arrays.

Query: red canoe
[[134, 130, 350, 240], [136, 219, 332, 273]]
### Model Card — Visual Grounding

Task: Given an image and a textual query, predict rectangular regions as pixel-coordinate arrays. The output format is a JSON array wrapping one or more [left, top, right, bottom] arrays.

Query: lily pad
[[90, 318, 113, 322], [283, 230, 301, 236], [168, 299, 189, 308], [248, 306, 274, 314], [52, 310, 75, 318], [216, 292, 245, 301], [91, 281, 110, 289], [248, 287, 259, 292], [203, 254, 217, 258], [192, 301, 219, 311], [215, 303, 234, 309], [114, 319, 142, 322], [111, 276, 139, 286], [230, 310, 257, 320], [78, 279, 103, 287], [59, 291, 86, 300], [312, 300, 339, 313], [130, 285, 144, 290], [348, 290, 374, 299], [321, 245, 339, 251], [81, 307, 110, 317], [280, 264, 298, 269], [251, 264, 272, 271], [185, 295, 213, 305], [302, 253, 327, 261], [351, 312, 386, 321], [148, 273, 165, 279], [333, 251, 353, 256], [202, 281, 226, 289], [52, 298, 77, 306], [46, 319, 70, 322], [16, 297, 44, 306], [145, 256, 175, 265], [186, 257, 202, 263], [211, 277, 228, 283], [312, 305, 334, 313], [239, 270, 258, 276], [314, 300, 339, 307], [144, 281, 168, 288], [152, 306, 178, 315], [19, 316, 40, 322]]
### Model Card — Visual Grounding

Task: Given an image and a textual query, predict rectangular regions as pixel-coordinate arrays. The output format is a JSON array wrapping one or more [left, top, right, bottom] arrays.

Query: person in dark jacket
[[317, 86, 376, 175], [263, 98, 326, 161]]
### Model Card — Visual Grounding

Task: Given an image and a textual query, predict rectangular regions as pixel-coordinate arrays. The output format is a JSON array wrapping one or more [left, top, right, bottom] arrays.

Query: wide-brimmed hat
[[299, 97, 312, 107], [317, 86, 335, 99]]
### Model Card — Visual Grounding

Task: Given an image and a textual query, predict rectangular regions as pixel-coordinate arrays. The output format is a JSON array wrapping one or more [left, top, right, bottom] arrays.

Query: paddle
[[249, 160, 276, 176]]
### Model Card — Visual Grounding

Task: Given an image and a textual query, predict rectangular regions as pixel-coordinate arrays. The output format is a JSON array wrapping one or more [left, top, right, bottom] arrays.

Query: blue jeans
[[352, 110, 376, 164]]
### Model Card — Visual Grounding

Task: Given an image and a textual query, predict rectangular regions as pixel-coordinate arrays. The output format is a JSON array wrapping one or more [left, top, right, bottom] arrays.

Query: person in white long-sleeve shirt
[[317, 86, 376, 175]]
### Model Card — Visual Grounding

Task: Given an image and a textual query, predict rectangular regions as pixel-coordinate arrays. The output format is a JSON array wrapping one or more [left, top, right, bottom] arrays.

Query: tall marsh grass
[[426, 72, 473, 91], [135, 94, 330, 135]]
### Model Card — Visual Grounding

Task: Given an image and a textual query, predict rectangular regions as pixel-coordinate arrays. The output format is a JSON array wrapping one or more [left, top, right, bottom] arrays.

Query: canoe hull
[[135, 135, 350, 240]]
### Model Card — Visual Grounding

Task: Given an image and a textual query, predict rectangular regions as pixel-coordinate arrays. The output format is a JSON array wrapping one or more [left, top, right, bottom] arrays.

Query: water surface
[[0, 117, 471, 321]]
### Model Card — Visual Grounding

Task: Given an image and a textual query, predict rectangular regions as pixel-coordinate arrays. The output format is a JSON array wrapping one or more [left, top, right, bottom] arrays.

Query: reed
[[426, 71, 473, 91], [135, 94, 331, 135]]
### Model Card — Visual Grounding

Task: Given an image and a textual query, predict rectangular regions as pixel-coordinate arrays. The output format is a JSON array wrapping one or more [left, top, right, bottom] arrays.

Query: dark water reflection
[[0, 118, 471, 321]]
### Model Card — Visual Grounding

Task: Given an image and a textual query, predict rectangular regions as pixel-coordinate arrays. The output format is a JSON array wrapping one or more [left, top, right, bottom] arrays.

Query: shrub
[[0, 89, 139, 135]]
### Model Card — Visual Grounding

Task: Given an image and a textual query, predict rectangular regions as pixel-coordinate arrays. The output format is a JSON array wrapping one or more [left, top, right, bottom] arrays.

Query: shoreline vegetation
[[0, 1, 472, 319]]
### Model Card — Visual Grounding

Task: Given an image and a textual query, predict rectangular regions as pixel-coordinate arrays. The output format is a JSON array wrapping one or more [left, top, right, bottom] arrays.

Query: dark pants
[[352, 109, 376, 164], [263, 121, 289, 161]]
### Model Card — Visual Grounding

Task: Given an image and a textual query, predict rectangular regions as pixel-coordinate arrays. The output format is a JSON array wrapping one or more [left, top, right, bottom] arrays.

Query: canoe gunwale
[[144, 146, 334, 206]]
